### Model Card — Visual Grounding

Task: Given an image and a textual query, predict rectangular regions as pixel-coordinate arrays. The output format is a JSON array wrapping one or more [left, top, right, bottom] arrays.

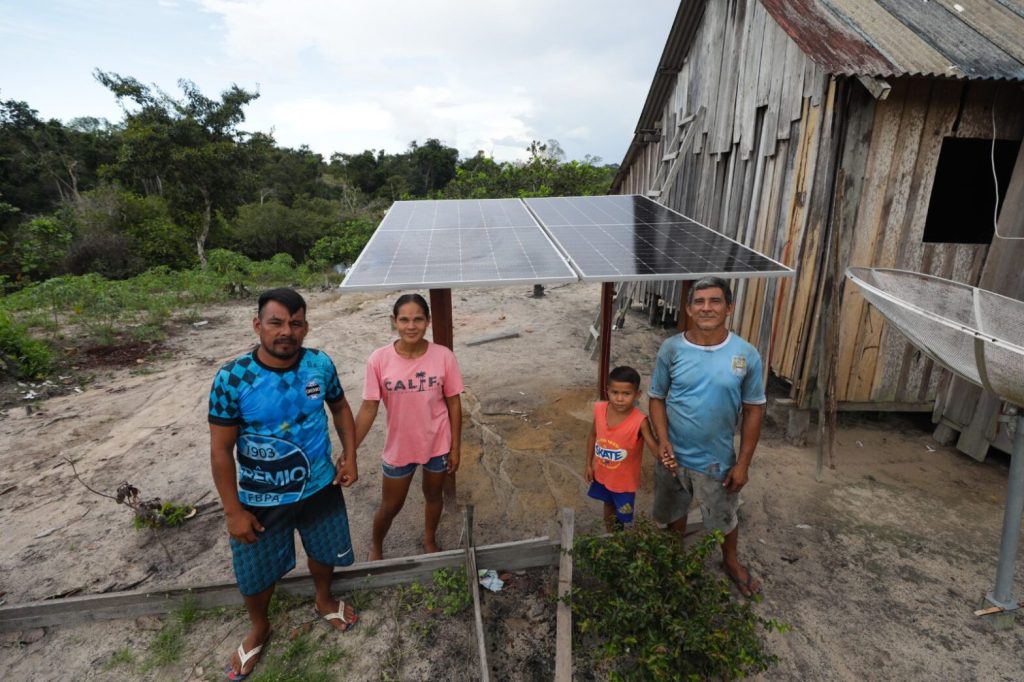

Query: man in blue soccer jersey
[[209, 288, 359, 680], [649, 277, 766, 598]]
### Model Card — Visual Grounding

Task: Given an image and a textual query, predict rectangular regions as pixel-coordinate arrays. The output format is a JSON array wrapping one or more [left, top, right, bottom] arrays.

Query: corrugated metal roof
[[763, 0, 1024, 81]]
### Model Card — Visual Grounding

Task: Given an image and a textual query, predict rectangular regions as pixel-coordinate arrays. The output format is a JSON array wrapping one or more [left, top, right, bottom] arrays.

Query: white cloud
[[195, 0, 677, 161]]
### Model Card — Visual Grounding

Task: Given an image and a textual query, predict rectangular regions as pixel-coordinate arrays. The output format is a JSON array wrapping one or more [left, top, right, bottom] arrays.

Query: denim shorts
[[381, 453, 448, 479]]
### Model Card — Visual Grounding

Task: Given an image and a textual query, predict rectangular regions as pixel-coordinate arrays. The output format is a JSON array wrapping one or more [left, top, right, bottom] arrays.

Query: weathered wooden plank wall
[[833, 79, 1023, 408], [617, 0, 832, 383], [615, 0, 1024, 418]]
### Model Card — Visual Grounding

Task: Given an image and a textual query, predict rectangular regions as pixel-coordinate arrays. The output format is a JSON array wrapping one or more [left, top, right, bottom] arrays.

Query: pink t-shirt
[[363, 342, 464, 466]]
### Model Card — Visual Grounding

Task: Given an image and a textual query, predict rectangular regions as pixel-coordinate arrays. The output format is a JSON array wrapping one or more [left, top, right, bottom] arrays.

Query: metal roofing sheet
[[763, 0, 1024, 81]]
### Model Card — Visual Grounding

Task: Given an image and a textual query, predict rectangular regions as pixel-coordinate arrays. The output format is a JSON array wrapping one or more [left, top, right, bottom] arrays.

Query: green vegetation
[[0, 309, 52, 378], [248, 631, 349, 682], [1, 77, 617, 382], [130, 500, 195, 530], [141, 598, 199, 671], [399, 567, 472, 619], [566, 519, 787, 681]]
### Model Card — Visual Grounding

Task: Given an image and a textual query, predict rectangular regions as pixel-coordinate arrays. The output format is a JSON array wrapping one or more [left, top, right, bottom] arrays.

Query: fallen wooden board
[[0, 536, 559, 632], [973, 602, 1024, 617], [464, 329, 520, 347]]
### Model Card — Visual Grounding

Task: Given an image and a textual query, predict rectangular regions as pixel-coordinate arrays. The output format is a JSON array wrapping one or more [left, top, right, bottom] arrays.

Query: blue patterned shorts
[[229, 483, 353, 596]]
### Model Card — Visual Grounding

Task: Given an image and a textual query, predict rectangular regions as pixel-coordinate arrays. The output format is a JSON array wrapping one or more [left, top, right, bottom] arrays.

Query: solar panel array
[[524, 195, 791, 282], [341, 195, 792, 291]]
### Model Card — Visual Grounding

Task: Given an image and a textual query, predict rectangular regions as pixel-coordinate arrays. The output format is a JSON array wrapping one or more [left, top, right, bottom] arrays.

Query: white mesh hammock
[[846, 267, 1024, 407]]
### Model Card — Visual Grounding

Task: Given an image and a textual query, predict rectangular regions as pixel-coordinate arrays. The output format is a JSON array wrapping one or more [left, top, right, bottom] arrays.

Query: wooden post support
[[463, 505, 492, 681], [598, 282, 614, 400], [429, 288, 457, 506], [676, 280, 693, 332], [554, 507, 575, 682]]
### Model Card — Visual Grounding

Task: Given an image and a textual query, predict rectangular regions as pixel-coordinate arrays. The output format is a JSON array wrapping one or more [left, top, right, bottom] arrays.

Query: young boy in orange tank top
[[584, 366, 677, 530]]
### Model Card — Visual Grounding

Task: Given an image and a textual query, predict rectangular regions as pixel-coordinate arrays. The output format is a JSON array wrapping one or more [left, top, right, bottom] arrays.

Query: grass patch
[[102, 647, 136, 670], [140, 597, 199, 671], [248, 631, 347, 682]]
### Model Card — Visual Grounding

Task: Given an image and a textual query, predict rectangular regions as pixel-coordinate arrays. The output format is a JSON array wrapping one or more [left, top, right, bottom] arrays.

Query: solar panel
[[524, 195, 793, 282], [341, 199, 577, 291]]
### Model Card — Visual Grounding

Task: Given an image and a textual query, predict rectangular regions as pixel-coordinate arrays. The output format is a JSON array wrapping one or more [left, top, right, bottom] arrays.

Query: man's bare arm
[[723, 403, 764, 493], [210, 424, 263, 543], [328, 397, 358, 487]]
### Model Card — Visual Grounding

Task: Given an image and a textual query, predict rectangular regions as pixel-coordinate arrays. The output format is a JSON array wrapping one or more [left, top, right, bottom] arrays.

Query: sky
[[0, 0, 679, 163]]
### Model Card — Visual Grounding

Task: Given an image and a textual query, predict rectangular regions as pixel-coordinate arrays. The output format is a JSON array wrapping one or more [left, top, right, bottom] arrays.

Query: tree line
[[0, 72, 617, 290]]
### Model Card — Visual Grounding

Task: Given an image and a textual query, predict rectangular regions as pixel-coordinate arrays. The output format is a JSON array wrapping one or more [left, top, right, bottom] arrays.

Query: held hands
[[334, 457, 358, 487], [723, 462, 749, 493], [658, 441, 678, 472], [226, 509, 264, 544]]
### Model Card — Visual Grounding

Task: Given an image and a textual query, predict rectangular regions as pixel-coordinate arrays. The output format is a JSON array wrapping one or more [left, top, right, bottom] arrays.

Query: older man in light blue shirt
[[649, 276, 766, 597]]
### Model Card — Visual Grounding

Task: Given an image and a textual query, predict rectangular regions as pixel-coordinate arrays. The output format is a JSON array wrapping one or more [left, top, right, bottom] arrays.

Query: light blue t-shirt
[[648, 332, 766, 478]]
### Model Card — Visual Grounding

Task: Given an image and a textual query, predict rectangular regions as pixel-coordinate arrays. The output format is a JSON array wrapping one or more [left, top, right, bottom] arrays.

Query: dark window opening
[[923, 137, 1020, 244]]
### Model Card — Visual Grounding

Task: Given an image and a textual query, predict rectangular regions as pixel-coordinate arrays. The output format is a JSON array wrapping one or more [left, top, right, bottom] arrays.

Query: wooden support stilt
[[554, 507, 575, 682], [429, 287, 458, 507]]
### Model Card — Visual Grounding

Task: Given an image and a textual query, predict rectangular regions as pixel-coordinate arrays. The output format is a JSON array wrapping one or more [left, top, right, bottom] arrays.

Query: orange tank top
[[593, 402, 647, 493]]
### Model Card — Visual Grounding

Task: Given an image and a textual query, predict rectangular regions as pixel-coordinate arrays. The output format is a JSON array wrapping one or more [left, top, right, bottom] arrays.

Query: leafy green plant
[[400, 567, 471, 618], [0, 309, 52, 379], [566, 518, 787, 681], [129, 497, 196, 530]]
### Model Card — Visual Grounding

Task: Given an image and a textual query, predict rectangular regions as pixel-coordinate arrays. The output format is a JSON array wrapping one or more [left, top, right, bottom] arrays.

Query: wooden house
[[611, 0, 1024, 460]]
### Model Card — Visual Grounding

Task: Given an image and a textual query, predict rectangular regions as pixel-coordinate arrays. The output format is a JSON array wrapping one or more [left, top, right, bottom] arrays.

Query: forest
[[0, 73, 616, 382]]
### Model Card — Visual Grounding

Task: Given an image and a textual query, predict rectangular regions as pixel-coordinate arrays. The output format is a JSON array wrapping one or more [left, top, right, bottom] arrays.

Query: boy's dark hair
[[392, 293, 430, 318], [608, 366, 641, 389], [258, 288, 307, 318], [687, 276, 734, 305]]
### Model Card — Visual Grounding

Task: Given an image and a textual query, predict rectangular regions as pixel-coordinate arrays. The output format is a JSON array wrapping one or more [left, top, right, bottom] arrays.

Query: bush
[[566, 518, 786, 681], [0, 309, 52, 379]]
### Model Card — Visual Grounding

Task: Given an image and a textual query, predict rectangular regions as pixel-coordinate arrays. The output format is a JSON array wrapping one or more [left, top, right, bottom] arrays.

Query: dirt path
[[1, 284, 1023, 680]]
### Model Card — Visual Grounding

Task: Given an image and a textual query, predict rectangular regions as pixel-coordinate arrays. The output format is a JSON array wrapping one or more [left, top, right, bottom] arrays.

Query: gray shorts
[[653, 462, 739, 534]]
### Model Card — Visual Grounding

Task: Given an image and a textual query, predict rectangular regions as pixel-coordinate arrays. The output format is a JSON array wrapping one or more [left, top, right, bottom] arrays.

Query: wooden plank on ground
[[0, 536, 560, 632], [554, 507, 575, 682]]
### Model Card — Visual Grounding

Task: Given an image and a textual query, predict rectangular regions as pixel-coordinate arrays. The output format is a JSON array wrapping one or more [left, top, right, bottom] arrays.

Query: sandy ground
[[1, 283, 1023, 680]]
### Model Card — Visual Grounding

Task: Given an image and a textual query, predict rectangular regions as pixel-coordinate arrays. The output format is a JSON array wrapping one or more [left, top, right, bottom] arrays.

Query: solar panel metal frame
[[340, 198, 578, 292], [523, 195, 794, 283]]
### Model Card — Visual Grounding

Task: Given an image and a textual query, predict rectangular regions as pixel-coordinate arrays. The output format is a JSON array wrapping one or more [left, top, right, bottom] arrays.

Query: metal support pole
[[986, 413, 1024, 610]]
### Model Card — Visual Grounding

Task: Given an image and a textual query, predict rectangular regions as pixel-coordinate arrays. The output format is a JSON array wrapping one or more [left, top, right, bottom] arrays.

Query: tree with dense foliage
[[444, 140, 616, 199], [94, 71, 259, 267]]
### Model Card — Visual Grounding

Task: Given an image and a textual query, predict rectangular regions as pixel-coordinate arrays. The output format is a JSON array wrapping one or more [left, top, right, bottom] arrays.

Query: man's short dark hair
[[608, 366, 641, 390], [687, 277, 733, 306], [258, 288, 307, 318]]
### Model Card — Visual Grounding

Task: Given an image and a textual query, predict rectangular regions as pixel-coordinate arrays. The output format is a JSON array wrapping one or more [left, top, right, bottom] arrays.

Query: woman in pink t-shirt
[[355, 293, 464, 561]]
